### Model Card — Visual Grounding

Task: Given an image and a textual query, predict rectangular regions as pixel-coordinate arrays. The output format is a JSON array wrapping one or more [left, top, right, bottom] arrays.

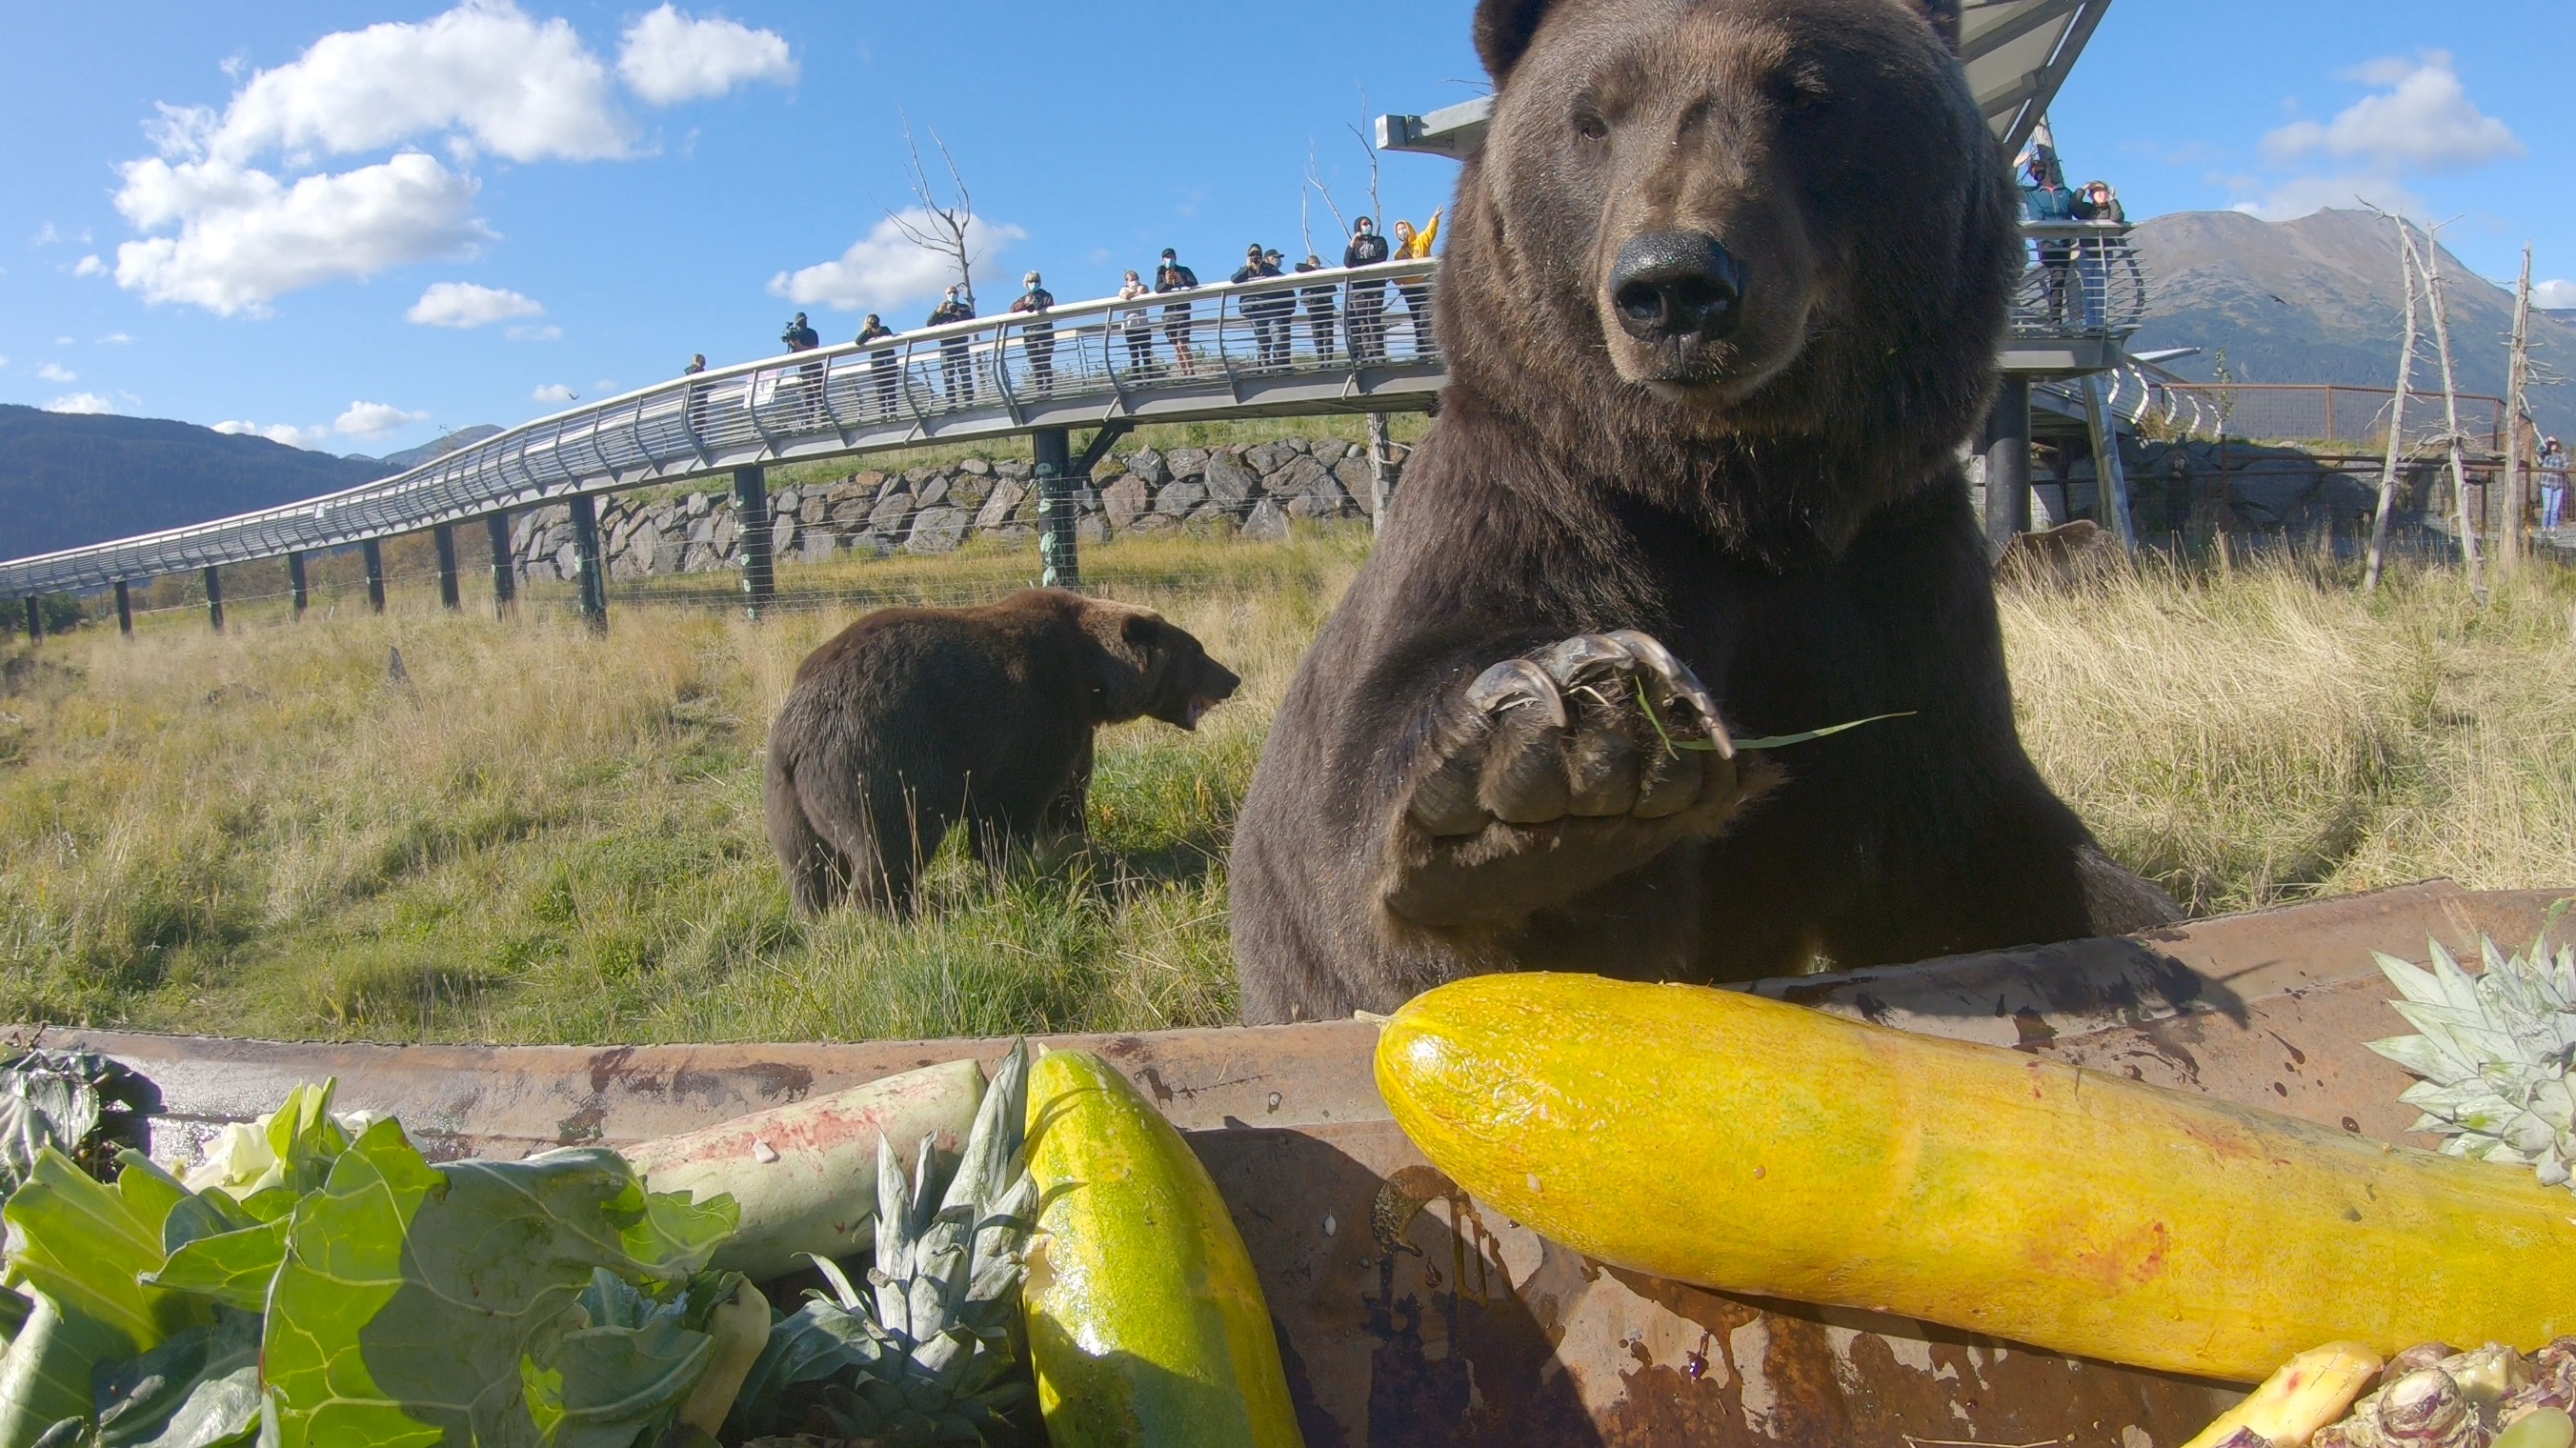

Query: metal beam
[[487, 513, 517, 616], [114, 581, 132, 637], [433, 524, 461, 611], [362, 539, 387, 613], [21, 595, 38, 643], [1034, 429, 1079, 591], [204, 566, 226, 633], [568, 494, 607, 632], [1982, 375, 2035, 555]]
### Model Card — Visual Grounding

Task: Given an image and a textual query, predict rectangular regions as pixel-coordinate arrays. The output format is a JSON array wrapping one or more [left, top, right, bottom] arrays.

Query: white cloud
[[0, 356, 10, 369], [2534, 279, 2576, 311], [333, 400, 429, 436], [35, 363, 75, 383], [617, 6, 795, 105], [2231, 53, 2518, 221], [114, 152, 493, 315], [203, 1, 630, 165], [770, 211, 1026, 312], [406, 279, 544, 327], [71, 254, 106, 277], [45, 392, 116, 414], [532, 382, 576, 402], [507, 322, 562, 341], [2262, 53, 2522, 173], [96, 332, 133, 345], [213, 419, 328, 449]]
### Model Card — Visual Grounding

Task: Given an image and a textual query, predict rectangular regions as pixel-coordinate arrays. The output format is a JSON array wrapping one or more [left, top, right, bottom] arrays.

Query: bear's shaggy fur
[[766, 589, 1238, 915], [1229, 0, 2176, 1022]]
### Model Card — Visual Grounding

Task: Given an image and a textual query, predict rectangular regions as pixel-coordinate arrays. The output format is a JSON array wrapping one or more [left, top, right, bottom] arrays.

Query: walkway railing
[[5, 220, 2150, 606], [2011, 221, 2147, 341], [0, 259, 1447, 599]]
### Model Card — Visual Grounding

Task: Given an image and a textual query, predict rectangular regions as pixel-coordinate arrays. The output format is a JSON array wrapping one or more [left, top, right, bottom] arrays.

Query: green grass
[[4, 533, 2572, 1045]]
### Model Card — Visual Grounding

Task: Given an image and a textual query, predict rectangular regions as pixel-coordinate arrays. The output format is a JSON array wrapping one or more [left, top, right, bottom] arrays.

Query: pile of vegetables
[[0, 1044, 1306, 1448], [2186, 1338, 2576, 1448]]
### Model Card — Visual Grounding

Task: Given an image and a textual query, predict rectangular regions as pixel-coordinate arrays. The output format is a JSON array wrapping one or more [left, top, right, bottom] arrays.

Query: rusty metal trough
[[12, 880, 2571, 1447]]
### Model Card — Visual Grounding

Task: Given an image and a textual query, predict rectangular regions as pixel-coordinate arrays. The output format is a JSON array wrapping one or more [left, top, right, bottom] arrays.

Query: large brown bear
[[1229, 0, 2177, 1021], [766, 589, 1239, 915]]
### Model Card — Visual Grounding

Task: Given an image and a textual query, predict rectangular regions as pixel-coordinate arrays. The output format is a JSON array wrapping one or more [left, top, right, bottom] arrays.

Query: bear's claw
[[1406, 630, 1737, 838]]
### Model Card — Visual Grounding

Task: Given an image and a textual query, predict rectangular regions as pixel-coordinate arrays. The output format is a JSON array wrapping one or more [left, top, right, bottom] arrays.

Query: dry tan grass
[[3, 531, 2570, 1043], [2001, 555, 2576, 915]]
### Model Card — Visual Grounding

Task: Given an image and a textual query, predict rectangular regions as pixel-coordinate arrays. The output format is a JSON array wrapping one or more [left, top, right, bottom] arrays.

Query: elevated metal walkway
[[0, 261, 1444, 601]]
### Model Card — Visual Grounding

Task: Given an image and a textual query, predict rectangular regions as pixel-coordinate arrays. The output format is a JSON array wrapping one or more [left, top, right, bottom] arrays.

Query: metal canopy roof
[[1380, 0, 2110, 158]]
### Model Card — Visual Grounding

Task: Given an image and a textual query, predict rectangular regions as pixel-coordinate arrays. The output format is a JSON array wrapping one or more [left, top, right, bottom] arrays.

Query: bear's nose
[[1608, 231, 1745, 343]]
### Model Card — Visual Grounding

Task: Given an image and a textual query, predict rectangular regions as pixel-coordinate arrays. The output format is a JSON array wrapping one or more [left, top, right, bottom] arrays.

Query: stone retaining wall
[[509, 435, 1394, 584]]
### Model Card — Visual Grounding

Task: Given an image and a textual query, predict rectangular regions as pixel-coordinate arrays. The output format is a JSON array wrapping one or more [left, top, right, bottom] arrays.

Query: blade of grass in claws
[[1630, 678, 1914, 754]]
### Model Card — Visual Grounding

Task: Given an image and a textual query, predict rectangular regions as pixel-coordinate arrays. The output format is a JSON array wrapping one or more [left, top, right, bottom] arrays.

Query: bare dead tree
[[2501, 243, 2535, 577], [2363, 210, 2419, 593], [885, 117, 984, 300], [2414, 218, 2483, 593], [1348, 87, 1384, 224]]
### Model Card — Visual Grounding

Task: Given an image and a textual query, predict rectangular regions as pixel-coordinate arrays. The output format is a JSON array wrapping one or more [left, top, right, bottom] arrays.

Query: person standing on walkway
[[1296, 252, 1337, 362], [2020, 156, 2079, 328], [780, 312, 823, 425], [1010, 272, 1057, 393], [1232, 244, 1289, 368], [1342, 217, 1390, 362], [928, 286, 976, 405], [2542, 435, 2570, 534], [1156, 248, 1200, 376], [856, 313, 899, 417], [682, 353, 710, 440], [1117, 270, 1157, 378], [1388, 210, 1441, 354]]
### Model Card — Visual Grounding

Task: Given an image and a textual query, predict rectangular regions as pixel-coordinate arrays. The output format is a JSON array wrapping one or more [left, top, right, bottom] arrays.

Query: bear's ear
[[1474, 0, 1557, 85], [1893, 0, 1963, 54], [1119, 612, 1163, 653]]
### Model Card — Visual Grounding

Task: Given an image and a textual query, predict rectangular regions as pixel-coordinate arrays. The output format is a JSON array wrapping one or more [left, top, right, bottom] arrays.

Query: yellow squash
[[1021, 1049, 1304, 1448], [1376, 973, 2576, 1384]]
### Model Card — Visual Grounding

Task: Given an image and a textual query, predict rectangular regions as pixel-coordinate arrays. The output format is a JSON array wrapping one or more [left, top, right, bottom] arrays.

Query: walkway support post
[[362, 539, 387, 613], [203, 567, 225, 633], [433, 524, 461, 610], [2081, 374, 2137, 554], [1982, 374, 2033, 558], [287, 552, 309, 615], [732, 467, 775, 616], [1033, 427, 1078, 590], [1367, 413, 1395, 528], [114, 582, 132, 637], [568, 493, 608, 633], [22, 596, 40, 642], [486, 513, 517, 616]]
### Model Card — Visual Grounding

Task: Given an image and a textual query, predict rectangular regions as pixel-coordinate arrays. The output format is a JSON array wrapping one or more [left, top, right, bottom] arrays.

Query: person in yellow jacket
[[1389, 210, 1441, 353]]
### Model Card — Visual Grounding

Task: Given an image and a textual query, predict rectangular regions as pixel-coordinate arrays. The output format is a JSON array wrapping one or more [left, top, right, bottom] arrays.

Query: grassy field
[[4, 532, 2572, 1045]]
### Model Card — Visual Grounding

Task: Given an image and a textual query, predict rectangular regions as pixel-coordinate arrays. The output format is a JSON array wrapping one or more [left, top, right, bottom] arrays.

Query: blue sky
[[3, 1, 2568, 459]]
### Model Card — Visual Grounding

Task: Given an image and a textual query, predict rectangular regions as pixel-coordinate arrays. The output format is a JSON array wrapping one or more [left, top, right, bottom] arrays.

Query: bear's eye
[[1768, 70, 1831, 113], [1574, 111, 1609, 142]]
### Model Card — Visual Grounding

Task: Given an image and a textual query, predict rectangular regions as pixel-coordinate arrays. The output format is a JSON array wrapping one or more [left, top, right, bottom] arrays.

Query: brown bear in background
[[766, 589, 1239, 915], [1229, 0, 2179, 1022]]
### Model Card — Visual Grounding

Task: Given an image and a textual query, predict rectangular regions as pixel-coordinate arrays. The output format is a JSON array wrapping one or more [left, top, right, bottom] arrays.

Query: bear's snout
[[1183, 659, 1242, 731], [1609, 231, 1745, 345]]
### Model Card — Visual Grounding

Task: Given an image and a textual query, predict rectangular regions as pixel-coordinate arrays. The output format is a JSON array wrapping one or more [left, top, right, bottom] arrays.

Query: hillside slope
[[0, 406, 396, 563], [2129, 209, 2573, 433]]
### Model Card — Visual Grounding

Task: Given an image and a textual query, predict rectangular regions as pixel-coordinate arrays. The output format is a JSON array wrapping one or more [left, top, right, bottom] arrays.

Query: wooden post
[[568, 493, 608, 632], [21, 596, 39, 643], [1033, 428, 1079, 590], [486, 512, 517, 616], [1981, 375, 2033, 557], [1367, 412, 1395, 527], [203, 566, 225, 632], [433, 524, 462, 610], [2365, 217, 2418, 593], [362, 539, 388, 613], [732, 466, 775, 616], [287, 551, 310, 615], [114, 581, 132, 636]]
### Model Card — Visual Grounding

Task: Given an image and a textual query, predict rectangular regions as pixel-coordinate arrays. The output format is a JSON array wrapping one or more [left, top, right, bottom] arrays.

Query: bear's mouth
[[1183, 694, 1224, 729]]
